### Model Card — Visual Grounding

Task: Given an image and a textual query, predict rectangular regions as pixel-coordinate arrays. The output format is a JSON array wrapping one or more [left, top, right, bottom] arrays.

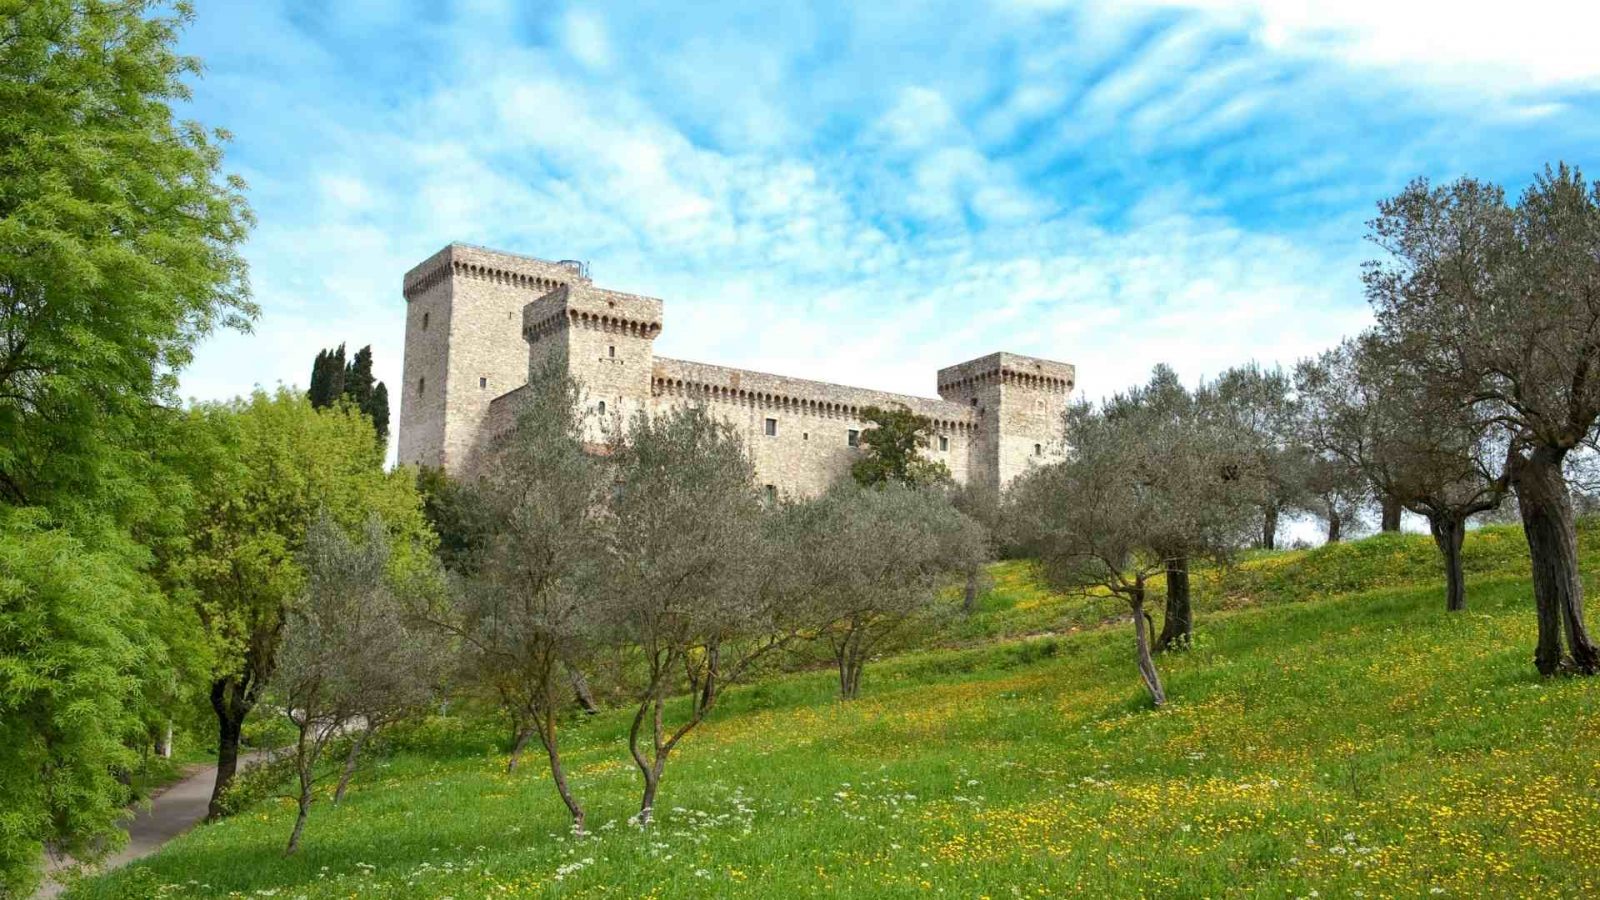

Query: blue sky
[[175, 0, 1600, 465]]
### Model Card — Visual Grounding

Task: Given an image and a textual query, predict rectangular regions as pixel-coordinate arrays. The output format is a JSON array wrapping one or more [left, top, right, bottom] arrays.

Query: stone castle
[[398, 243, 1075, 496]]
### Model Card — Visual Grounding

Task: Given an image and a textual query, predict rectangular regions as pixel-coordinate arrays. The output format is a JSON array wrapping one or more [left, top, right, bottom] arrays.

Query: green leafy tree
[[603, 406, 798, 825], [849, 405, 951, 487], [439, 363, 611, 829], [796, 481, 986, 699], [1010, 368, 1257, 705], [0, 2, 250, 888], [0, 509, 208, 895], [0, 0, 254, 508], [175, 389, 431, 820]]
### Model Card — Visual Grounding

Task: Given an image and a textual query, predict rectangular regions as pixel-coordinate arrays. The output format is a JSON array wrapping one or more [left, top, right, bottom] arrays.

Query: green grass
[[68, 523, 1600, 897]]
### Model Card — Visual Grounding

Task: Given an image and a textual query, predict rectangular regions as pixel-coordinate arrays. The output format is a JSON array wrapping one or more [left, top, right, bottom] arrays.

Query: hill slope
[[69, 525, 1600, 898]]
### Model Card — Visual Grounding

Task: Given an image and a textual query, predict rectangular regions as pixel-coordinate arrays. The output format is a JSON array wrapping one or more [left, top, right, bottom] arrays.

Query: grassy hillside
[[69, 524, 1600, 898]]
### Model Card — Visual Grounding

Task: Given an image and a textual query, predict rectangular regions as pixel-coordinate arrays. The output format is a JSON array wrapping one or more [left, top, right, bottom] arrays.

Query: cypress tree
[[344, 345, 375, 413], [307, 344, 347, 410], [369, 382, 390, 447], [308, 344, 388, 448], [308, 348, 329, 408]]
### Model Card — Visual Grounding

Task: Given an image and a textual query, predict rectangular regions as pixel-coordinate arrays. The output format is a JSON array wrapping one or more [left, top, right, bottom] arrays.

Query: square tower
[[397, 244, 592, 472], [521, 282, 663, 445], [937, 352, 1075, 490]]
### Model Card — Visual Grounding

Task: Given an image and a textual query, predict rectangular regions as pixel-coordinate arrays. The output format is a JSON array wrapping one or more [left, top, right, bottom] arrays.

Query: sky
[[174, 0, 1600, 471]]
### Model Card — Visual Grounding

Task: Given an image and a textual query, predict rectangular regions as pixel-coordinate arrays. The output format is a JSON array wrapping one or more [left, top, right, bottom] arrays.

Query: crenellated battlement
[[398, 243, 1074, 493], [936, 352, 1076, 396], [653, 358, 980, 436]]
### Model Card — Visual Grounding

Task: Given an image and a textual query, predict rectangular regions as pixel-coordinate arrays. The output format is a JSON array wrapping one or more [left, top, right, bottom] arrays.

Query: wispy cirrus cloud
[[172, 0, 1600, 468]]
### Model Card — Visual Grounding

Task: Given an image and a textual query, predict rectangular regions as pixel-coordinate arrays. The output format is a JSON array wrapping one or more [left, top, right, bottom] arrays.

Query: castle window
[[598, 401, 607, 415], [939, 435, 949, 452], [764, 418, 777, 437], [803, 432, 809, 441], [764, 484, 777, 503], [1034, 443, 1043, 456], [970, 397, 978, 406], [479, 376, 487, 389], [418, 377, 425, 396], [609, 345, 616, 358], [422, 311, 429, 331], [847, 429, 860, 447]]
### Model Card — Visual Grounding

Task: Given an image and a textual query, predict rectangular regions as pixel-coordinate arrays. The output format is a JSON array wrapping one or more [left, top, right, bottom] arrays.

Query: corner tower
[[937, 352, 1075, 490], [520, 282, 663, 445], [397, 244, 592, 472]]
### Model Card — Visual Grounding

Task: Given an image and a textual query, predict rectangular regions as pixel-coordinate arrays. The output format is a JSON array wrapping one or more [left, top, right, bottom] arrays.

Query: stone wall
[[399, 244, 1076, 499], [652, 357, 978, 497]]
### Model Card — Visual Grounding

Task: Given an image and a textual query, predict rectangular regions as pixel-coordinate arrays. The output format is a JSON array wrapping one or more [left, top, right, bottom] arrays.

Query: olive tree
[[1011, 368, 1253, 704], [273, 515, 441, 854], [1366, 166, 1600, 673], [1206, 363, 1309, 550], [433, 363, 610, 830], [1297, 334, 1506, 611], [1148, 366, 1258, 652], [602, 405, 795, 825], [798, 481, 986, 700]]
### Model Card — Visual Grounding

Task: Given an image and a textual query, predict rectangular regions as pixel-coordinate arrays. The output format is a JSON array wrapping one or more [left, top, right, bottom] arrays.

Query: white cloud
[[175, 0, 1595, 472], [558, 8, 613, 71], [1134, 0, 1600, 91]]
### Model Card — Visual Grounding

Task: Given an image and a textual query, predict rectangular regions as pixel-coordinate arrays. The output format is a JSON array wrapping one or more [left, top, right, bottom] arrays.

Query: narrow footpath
[[35, 754, 267, 899]]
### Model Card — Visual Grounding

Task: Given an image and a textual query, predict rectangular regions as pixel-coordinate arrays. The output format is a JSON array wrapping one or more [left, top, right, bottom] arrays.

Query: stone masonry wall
[[400, 244, 1075, 499], [652, 357, 979, 497], [399, 244, 590, 471]]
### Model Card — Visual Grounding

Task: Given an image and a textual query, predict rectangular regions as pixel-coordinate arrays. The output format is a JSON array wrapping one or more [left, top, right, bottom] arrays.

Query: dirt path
[[36, 753, 269, 898]]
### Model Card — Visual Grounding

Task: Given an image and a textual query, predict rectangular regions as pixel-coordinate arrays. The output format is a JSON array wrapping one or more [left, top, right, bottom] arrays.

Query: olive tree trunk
[[1154, 557, 1191, 653], [1380, 495, 1403, 532], [1260, 503, 1279, 550], [535, 708, 585, 832], [567, 664, 599, 715], [1326, 508, 1343, 544], [332, 723, 373, 805], [1428, 513, 1468, 612], [1129, 582, 1165, 707], [507, 723, 534, 773], [1510, 446, 1600, 675]]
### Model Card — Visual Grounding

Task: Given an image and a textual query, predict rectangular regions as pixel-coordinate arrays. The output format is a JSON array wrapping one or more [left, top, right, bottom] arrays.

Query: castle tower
[[520, 281, 663, 446], [937, 352, 1076, 490], [397, 244, 592, 472]]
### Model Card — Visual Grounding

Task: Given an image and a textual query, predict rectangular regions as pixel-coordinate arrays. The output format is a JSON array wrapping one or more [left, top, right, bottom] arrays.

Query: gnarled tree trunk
[[1155, 557, 1191, 653], [507, 722, 534, 773], [963, 569, 979, 615], [1326, 508, 1343, 544], [1510, 446, 1600, 675], [1380, 495, 1403, 532], [1261, 503, 1279, 550], [1129, 581, 1165, 707], [332, 723, 373, 805], [535, 707, 585, 832], [1428, 512, 1468, 612], [567, 664, 599, 715]]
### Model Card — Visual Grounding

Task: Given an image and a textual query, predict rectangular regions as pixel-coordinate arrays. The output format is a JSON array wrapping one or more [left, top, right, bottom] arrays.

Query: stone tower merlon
[[937, 352, 1076, 489], [397, 243, 593, 472]]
